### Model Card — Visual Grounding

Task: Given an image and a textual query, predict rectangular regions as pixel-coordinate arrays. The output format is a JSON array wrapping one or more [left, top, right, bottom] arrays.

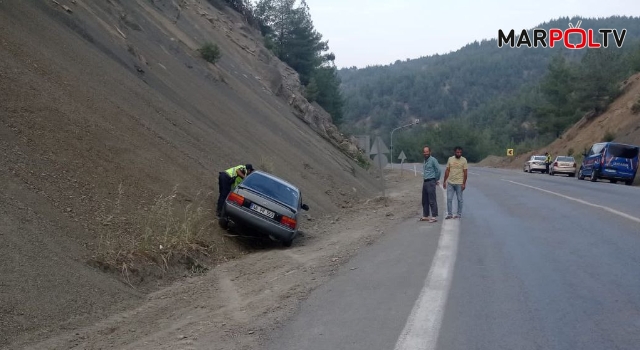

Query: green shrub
[[355, 152, 370, 170], [198, 42, 222, 64], [632, 99, 640, 114], [602, 130, 616, 142]]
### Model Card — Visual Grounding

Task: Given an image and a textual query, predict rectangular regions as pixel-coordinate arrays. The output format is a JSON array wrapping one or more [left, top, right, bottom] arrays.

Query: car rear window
[[557, 156, 574, 162], [242, 174, 299, 208], [534, 156, 546, 161], [608, 144, 640, 159]]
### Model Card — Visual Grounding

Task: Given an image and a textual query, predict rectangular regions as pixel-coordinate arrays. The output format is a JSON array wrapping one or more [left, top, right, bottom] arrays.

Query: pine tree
[[255, 0, 344, 123]]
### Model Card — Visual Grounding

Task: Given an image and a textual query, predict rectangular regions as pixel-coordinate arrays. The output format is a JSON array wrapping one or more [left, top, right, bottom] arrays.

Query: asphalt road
[[264, 165, 640, 350]]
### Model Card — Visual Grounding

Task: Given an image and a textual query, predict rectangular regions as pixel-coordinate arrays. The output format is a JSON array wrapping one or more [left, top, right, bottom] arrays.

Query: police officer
[[217, 164, 254, 217], [544, 152, 551, 174]]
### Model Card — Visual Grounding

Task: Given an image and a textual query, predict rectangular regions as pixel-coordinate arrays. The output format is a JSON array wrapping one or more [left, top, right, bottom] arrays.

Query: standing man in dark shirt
[[421, 146, 441, 223]]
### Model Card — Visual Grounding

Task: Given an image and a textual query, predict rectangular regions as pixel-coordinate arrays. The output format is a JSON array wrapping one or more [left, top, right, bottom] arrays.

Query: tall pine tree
[[255, 0, 344, 123]]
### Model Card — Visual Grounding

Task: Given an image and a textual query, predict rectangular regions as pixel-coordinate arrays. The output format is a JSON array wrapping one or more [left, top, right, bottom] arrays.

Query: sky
[[304, 0, 640, 69]]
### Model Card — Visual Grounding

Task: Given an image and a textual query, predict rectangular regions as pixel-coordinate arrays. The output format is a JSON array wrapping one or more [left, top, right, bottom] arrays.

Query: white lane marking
[[502, 179, 640, 224], [468, 171, 480, 175], [393, 187, 460, 350]]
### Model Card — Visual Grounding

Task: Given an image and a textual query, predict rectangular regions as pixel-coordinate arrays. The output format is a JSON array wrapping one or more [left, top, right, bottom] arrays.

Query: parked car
[[549, 156, 576, 177], [523, 155, 548, 173], [218, 170, 309, 247], [577, 142, 639, 185]]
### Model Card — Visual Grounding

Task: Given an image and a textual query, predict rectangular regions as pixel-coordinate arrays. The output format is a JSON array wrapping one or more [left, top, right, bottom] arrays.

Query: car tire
[[578, 167, 585, 180], [282, 238, 293, 247], [610, 179, 617, 184], [218, 208, 229, 229], [590, 169, 598, 182], [625, 179, 633, 186]]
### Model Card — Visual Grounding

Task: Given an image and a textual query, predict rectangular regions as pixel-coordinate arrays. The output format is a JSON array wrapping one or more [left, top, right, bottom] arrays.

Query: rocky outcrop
[[192, 2, 366, 161]]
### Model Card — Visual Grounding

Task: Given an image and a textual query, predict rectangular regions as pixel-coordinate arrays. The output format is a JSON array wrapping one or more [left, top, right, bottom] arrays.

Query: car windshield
[[608, 144, 639, 159], [557, 156, 574, 162], [533, 156, 546, 161], [241, 173, 299, 208]]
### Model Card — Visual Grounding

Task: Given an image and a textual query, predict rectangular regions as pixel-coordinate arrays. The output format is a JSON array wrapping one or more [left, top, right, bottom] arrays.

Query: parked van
[[578, 142, 639, 185]]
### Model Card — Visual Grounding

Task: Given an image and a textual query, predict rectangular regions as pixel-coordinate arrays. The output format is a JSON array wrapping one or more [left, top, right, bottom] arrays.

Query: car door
[[583, 143, 605, 175]]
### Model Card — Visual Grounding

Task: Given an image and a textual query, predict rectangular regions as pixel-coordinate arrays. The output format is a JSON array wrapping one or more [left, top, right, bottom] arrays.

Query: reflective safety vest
[[545, 155, 551, 163], [225, 165, 247, 189]]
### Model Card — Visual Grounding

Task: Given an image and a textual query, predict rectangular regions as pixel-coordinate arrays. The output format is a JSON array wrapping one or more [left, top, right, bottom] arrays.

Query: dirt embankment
[[478, 72, 640, 185], [5, 171, 424, 350], [0, 0, 380, 346]]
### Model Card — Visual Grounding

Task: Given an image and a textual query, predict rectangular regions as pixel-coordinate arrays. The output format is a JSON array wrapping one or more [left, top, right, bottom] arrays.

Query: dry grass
[[93, 184, 238, 283]]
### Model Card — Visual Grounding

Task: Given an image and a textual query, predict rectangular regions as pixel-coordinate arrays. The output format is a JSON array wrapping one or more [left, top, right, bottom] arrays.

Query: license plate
[[250, 203, 275, 218]]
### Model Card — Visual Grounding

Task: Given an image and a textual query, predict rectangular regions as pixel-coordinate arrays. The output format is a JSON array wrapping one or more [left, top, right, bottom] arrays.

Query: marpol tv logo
[[498, 20, 627, 49]]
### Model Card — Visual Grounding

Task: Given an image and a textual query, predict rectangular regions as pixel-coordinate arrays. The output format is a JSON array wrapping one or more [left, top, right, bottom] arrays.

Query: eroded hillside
[[0, 0, 379, 345]]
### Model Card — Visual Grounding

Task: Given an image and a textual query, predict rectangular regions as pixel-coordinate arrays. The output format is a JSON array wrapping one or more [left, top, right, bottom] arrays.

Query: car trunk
[[236, 187, 297, 225]]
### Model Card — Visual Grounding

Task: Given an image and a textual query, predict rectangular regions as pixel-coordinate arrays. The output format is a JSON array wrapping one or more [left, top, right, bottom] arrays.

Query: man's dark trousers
[[217, 172, 233, 216], [422, 179, 438, 217]]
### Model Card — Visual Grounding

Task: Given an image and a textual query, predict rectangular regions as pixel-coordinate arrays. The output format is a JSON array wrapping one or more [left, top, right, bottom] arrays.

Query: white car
[[523, 155, 547, 173], [549, 156, 576, 177]]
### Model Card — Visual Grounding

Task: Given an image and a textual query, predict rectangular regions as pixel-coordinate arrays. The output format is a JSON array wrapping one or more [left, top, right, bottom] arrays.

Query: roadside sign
[[371, 137, 387, 201], [398, 151, 406, 176], [507, 148, 514, 156], [370, 136, 389, 155], [373, 154, 388, 169]]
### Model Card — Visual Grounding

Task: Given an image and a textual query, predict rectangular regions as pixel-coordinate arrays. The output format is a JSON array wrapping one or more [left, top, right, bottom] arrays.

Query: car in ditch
[[218, 170, 309, 247], [523, 155, 548, 173], [549, 155, 577, 177]]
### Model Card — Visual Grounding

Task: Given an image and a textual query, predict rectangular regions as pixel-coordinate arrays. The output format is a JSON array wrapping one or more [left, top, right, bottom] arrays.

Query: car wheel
[[610, 179, 617, 184], [625, 179, 633, 186], [590, 169, 598, 182], [282, 238, 293, 247], [218, 208, 229, 229], [578, 167, 585, 180]]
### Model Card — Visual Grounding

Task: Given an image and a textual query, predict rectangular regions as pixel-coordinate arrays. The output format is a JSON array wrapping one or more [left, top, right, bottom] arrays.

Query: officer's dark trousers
[[217, 172, 233, 216]]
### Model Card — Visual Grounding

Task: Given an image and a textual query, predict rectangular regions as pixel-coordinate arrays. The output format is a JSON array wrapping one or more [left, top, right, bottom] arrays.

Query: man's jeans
[[446, 183, 463, 216]]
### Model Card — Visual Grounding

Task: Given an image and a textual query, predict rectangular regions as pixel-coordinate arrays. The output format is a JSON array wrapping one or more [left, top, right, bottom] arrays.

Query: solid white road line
[[502, 179, 640, 224], [393, 187, 460, 350]]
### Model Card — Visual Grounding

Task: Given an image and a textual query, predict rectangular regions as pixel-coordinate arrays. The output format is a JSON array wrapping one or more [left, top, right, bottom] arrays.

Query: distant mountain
[[338, 16, 640, 135]]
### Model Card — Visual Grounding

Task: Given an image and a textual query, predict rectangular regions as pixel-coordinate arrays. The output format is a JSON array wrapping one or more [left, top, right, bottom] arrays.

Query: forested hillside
[[338, 16, 640, 162], [220, 0, 344, 123]]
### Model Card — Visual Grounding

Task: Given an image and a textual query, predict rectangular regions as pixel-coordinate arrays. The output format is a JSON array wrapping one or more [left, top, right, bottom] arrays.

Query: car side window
[[589, 143, 605, 156]]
